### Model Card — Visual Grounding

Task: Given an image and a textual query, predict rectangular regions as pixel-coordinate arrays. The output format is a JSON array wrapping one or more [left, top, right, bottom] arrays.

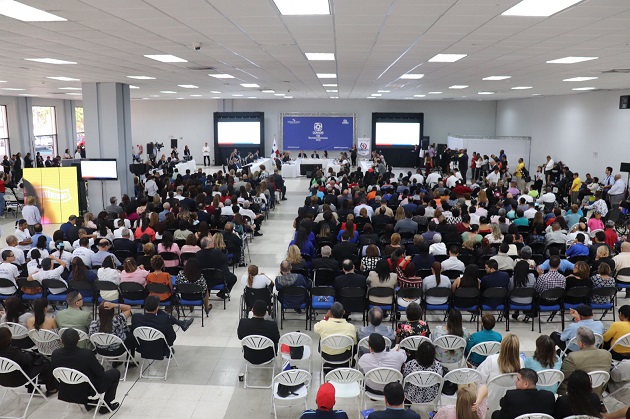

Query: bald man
[[613, 242, 630, 283]]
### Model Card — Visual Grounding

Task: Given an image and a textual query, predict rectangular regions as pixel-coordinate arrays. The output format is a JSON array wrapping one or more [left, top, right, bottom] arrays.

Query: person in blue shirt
[[300, 382, 349, 419], [537, 247, 575, 273], [31, 223, 52, 250], [59, 215, 77, 240], [565, 233, 590, 258], [524, 335, 562, 393], [480, 259, 509, 307], [565, 204, 583, 230], [368, 382, 420, 419], [550, 304, 604, 353], [465, 314, 503, 366]]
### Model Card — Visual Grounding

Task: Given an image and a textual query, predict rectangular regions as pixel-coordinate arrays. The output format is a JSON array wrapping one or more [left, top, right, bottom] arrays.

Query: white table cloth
[[281, 163, 299, 178]]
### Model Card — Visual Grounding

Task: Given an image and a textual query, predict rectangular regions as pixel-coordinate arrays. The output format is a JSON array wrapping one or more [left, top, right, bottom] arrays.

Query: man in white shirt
[[446, 172, 460, 189], [0, 250, 19, 295], [358, 333, 406, 393], [524, 202, 539, 219], [353, 198, 374, 218], [544, 155, 554, 184], [14, 219, 32, 252], [144, 175, 158, 198], [441, 246, 465, 272], [608, 174, 626, 207], [221, 200, 235, 216], [468, 207, 481, 226], [71, 229, 95, 250], [486, 167, 501, 185], [202, 142, 210, 166], [72, 237, 93, 268], [537, 187, 556, 205], [28, 256, 67, 294], [410, 169, 424, 185], [426, 170, 441, 187]]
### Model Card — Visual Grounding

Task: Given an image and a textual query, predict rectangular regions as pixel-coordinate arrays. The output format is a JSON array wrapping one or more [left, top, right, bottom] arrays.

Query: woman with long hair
[[394, 206, 405, 221], [50, 240, 73, 266], [422, 261, 451, 306], [26, 297, 62, 353], [286, 245, 307, 270], [84, 212, 97, 230], [395, 302, 430, 343], [555, 370, 602, 418], [367, 259, 398, 305], [509, 259, 536, 320], [361, 244, 381, 272], [383, 233, 401, 258], [289, 227, 316, 259], [402, 341, 444, 404], [336, 219, 359, 243], [603, 305, 630, 360], [487, 223, 504, 244], [433, 309, 470, 364], [134, 217, 156, 241], [240, 264, 273, 291], [157, 231, 180, 268], [452, 264, 480, 291], [146, 255, 173, 303], [27, 235, 49, 261], [97, 255, 121, 301], [88, 301, 135, 357], [175, 258, 211, 314], [1, 296, 33, 326], [67, 257, 97, 298], [120, 257, 149, 286], [181, 233, 201, 254], [195, 221, 210, 242], [524, 335, 562, 393], [434, 386, 486, 419]]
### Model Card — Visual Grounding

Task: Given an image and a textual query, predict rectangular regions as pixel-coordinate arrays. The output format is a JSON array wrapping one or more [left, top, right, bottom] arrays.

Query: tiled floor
[[0, 167, 625, 418]]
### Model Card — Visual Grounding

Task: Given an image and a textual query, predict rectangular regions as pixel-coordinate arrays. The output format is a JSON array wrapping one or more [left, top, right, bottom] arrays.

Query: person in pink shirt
[[180, 234, 201, 254], [120, 258, 149, 286], [157, 231, 180, 268], [587, 211, 605, 232]]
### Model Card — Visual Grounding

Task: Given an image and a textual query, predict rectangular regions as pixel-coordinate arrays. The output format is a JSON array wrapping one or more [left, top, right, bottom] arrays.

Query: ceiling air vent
[[188, 66, 216, 71], [602, 69, 630, 74]]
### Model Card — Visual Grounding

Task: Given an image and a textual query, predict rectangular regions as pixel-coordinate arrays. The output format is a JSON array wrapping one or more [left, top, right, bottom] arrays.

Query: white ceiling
[[0, 0, 630, 101]]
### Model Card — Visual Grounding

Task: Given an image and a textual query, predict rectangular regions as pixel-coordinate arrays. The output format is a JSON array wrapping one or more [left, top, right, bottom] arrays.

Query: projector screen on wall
[[80, 159, 118, 180], [375, 122, 421, 147], [217, 121, 261, 145]]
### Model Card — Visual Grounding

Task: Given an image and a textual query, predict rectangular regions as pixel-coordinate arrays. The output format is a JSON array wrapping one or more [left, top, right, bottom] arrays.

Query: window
[[32, 106, 57, 157], [75, 106, 84, 146], [0, 105, 8, 157]]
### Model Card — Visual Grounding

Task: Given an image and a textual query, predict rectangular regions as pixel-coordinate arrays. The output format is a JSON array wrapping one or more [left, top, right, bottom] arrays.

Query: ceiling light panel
[[563, 77, 598, 82], [240, 83, 260, 88], [573, 87, 596, 90], [400, 74, 424, 79], [546, 56, 598, 64], [25, 58, 76, 65], [209, 74, 234, 79], [58, 87, 81, 90], [127, 76, 155, 80], [483, 76, 511, 80], [316, 73, 336, 79], [511, 86, 533, 90], [144, 54, 187, 63], [0, 0, 66, 21], [46, 76, 79, 81], [305, 53, 335, 61], [272, 0, 330, 15], [502, 0, 583, 17], [478, 91, 495, 95], [428, 54, 467, 63], [449, 85, 468, 89], [178, 85, 198, 88], [322, 84, 337, 87]]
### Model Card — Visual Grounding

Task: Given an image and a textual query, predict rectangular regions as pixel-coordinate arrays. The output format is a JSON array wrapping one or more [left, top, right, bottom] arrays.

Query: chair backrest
[[312, 269, 337, 287], [565, 286, 590, 301], [399, 335, 431, 351], [442, 368, 482, 385], [28, 328, 60, 343], [536, 369, 564, 388], [587, 370, 610, 389], [159, 251, 179, 262], [509, 287, 536, 302], [52, 367, 99, 394], [133, 326, 166, 343], [442, 270, 462, 280], [202, 268, 225, 285], [610, 332, 630, 353], [487, 372, 518, 389], [241, 335, 275, 351], [0, 278, 17, 295], [433, 335, 467, 351], [452, 287, 480, 308], [396, 287, 423, 300], [320, 334, 355, 352], [0, 322, 29, 339], [539, 287, 565, 303], [467, 341, 501, 361], [41, 278, 68, 292], [591, 287, 616, 302], [273, 368, 311, 388], [514, 415, 555, 419], [176, 282, 203, 299], [279, 332, 312, 348], [367, 287, 395, 303], [325, 367, 364, 384], [364, 367, 404, 387], [90, 332, 125, 349], [58, 328, 89, 342], [423, 287, 451, 303], [145, 282, 171, 295], [95, 280, 120, 291], [402, 371, 443, 402], [358, 336, 392, 353]]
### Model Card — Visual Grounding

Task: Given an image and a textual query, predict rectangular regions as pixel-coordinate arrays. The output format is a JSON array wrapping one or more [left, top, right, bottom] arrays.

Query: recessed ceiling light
[[46, 76, 80, 82], [371, 94, 382, 97], [190, 94, 202, 97], [247, 96, 257, 99], [326, 90, 338, 93], [367, 97, 376, 99], [209, 74, 234, 79], [65, 92, 81, 96], [428, 54, 467, 63], [483, 76, 511, 81], [272, 0, 330, 15], [284, 96, 293, 99], [0, 81, 5, 83], [149, 95, 160, 97], [330, 96, 339, 99], [502, 0, 583, 17], [512, 86, 533, 90], [160, 91, 176, 94], [449, 85, 468, 89], [176, 98, 185, 100], [322, 84, 337, 87], [546, 56, 598, 64], [414, 94, 426, 98], [210, 91, 221, 94], [377, 90, 390, 93], [428, 92, 442, 94], [1, 88, 25, 91], [178, 85, 198, 89], [262, 90, 275, 93], [127, 76, 155, 80], [400, 74, 424, 80], [129, 85, 139, 89], [563, 76, 598, 82], [232, 94, 243, 97], [59, 87, 81, 90], [211, 97, 221, 99], [274, 93, 285, 96], [305, 53, 335, 61], [18, 94, 34, 96], [25, 58, 76, 65], [573, 87, 596, 91], [316, 73, 336, 79], [144, 54, 187, 63], [478, 91, 495, 95], [0, 1, 66, 21], [532, 94, 542, 96], [240, 83, 260, 88]]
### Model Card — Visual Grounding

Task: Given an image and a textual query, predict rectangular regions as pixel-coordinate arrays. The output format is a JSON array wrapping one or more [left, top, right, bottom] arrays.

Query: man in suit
[[271, 169, 287, 200], [311, 246, 339, 271], [492, 368, 555, 419], [51, 328, 120, 413], [334, 259, 367, 295], [195, 236, 237, 298], [237, 300, 280, 365], [367, 382, 420, 419], [332, 232, 358, 261], [560, 326, 612, 396], [112, 229, 137, 257], [481, 259, 510, 307]]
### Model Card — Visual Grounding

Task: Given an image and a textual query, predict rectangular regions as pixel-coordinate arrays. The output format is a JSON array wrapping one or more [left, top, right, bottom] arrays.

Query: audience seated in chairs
[[559, 326, 611, 395], [465, 314, 502, 366], [195, 236, 237, 299], [491, 367, 555, 419], [550, 304, 604, 354], [237, 300, 279, 365], [299, 382, 349, 419], [88, 301, 136, 358], [313, 302, 356, 370], [402, 341, 445, 404], [366, 382, 420, 419]]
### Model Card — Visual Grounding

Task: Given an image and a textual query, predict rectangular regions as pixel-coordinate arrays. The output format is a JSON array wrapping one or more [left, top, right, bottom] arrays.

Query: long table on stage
[[295, 158, 340, 176], [248, 157, 272, 175], [175, 159, 196, 174], [281, 163, 299, 178]]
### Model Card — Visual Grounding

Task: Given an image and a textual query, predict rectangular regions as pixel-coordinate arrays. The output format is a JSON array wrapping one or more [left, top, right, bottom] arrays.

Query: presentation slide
[[217, 121, 261, 145], [375, 122, 421, 147], [282, 115, 354, 151], [80, 159, 118, 180], [23, 167, 79, 224]]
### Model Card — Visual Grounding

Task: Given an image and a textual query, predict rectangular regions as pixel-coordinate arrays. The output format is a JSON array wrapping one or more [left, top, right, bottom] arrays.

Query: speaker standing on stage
[[202, 143, 210, 166], [350, 146, 357, 166]]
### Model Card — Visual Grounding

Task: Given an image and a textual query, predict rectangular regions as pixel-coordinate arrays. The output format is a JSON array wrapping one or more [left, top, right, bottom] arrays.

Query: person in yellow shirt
[[603, 305, 630, 360], [514, 158, 526, 190], [314, 302, 357, 370], [571, 172, 582, 205]]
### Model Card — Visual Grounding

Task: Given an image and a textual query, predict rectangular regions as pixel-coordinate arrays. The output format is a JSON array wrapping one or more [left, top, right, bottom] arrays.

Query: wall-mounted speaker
[[170, 138, 178, 149], [620, 95, 630, 109]]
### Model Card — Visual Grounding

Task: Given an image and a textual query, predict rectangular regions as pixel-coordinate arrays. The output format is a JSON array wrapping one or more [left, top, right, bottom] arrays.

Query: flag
[[271, 136, 279, 157]]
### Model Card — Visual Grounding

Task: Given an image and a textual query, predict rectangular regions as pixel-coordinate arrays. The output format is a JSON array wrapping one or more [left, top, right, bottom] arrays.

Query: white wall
[[131, 100, 218, 162], [496, 89, 630, 178]]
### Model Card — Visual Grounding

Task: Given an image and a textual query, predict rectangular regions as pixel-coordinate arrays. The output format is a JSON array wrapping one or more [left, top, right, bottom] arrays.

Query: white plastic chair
[[560, 333, 604, 358], [319, 334, 355, 379], [325, 368, 364, 415], [433, 335, 467, 369], [52, 367, 113, 419], [439, 368, 482, 406], [271, 369, 311, 419], [514, 415, 555, 419], [562, 416, 601, 419], [241, 335, 276, 389], [465, 341, 501, 365], [278, 332, 312, 373], [59, 328, 89, 342], [487, 373, 518, 416], [402, 371, 443, 411], [362, 367, 404, 409], [609, 332, 630, 354], [588, 370, 610, 391], [0, 323, 30, 341], [89, 333, 139, 382], [357, 335, 392, 359], [27, 329, 61, 356], [133, 326, 178, 380], [536, 369, 564, 393], [0, 357, 48, 419], [398, 335, 431, 352]]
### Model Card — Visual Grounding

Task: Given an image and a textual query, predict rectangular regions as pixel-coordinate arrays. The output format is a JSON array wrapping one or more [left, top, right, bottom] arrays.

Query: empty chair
[[0, 356, 49, 419], [325, 368, 364, 416]]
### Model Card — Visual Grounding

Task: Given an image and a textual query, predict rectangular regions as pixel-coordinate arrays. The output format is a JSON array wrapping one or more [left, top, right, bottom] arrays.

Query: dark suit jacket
[[332, 242, 358, 260], [0, 346, 36, 387], [491, 389, 555, 419], [367, 408, 420, 419], [51, 346, 107, 403], [311, 257, 339, 272], [237, 317, 280, 365], [196, 248, 230, 274], [222, 232, 242, 254], [113, 238, 137, 255], [334, 273, 367, 295], [131, 311, 177, 358]]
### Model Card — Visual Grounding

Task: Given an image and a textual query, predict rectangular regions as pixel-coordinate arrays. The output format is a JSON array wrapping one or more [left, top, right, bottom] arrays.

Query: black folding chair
[[590, 287, 617, 322], [338, 287, 367, 325], [452, 288, 480, 331], [480, 287, 509, 330], [395, 287, 423, 321], [537, 287, 565, 333], [367, 287, 395, 327], [422, 287, 451, 322], [202, 268, 229, 309], [508, 288, 536, 331], [311, 269, 337, 287], [118, 282, 146, 307], [277, 286, 310, 330], [176, 283, 205, 327]]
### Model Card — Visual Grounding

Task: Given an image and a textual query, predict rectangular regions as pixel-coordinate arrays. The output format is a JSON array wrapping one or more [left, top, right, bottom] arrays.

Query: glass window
[[0, 105, 9, 157], [75, 106, 84, 147], [32, 106, 57, 157]]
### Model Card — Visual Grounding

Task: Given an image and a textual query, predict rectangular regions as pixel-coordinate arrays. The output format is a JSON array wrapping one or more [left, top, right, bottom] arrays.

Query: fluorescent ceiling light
[[190, 94, 202, 97], [367, 97, 376, 99], [274, 93, 285, 96], [371, 94, 382, 97], [210, 91, 221, 94], [177, 84, 198, 89], [414, 94, 426, 97], [483, 76, 511, 81], [149, 95, 160, 97], [428, 54, 467, 63], [129, 85, 139, 89], [563, 76, 598, 82], [262, 90, 275, 93], [428, 91, 442, 94], [144, 54, 187, 63], [316, 73, 336, 79], [330, 96, 339, 99], [240, 83, 260, 88], [160, 91, 176, 94], [0, 0, 66, 21], [284, 96, 293, 99], [209, 74, 234, 79], [449, 85, 468, 89], [502, 0, 583, 17], [0, 81, 5, 83], [247, 96, 256, 99], [232, 94, 243, 97], [326, 90, 338, 93], [377, 90, 390, 93], [322, 84, 337, 87], [546, 56, 598, 64], [127, 76, 155, 80], [573, 87, 596, 91], [65, 93, 81, 96], [25, 58, 76, 65], [532, 94, 542, 96], [272, 0, 330, 15], [305, 53, 335, 61], [1, 88, 24, 91], [176, 98, 184, 100], [59, 87, 81, 90], [512, 86, 533, 90], [46, 76, 79, 81], [400, 74, 424, 80], [211, 97, 221, 99], [478, 91, 495, 95]]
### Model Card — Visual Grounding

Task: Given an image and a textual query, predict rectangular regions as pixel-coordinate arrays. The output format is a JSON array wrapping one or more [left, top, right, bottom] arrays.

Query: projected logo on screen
[[311, 122, 327, 142], [314, 122, 323, 132], [37, 186, 72, 202]]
